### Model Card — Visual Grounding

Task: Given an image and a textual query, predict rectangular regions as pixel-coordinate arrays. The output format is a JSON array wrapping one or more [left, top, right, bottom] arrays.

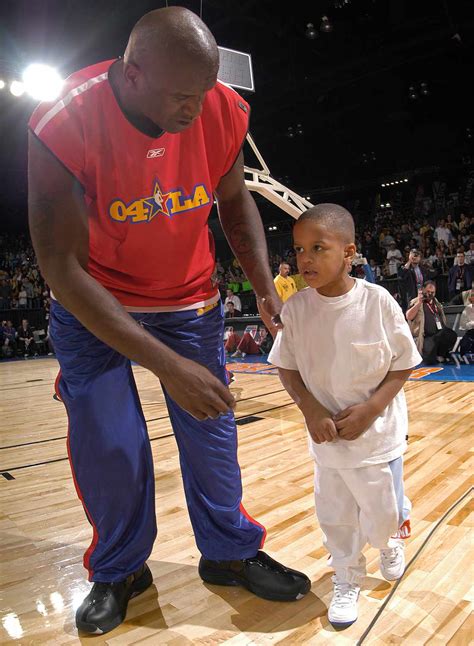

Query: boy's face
[[293, 220, 356, 292]]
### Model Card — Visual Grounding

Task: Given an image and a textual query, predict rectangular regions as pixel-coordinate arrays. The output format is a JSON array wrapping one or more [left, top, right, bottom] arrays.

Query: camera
[[351, 253, 364, 266]]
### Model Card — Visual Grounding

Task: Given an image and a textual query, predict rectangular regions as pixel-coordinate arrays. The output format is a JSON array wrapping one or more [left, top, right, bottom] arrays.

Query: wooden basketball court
[[1, 357, 472, 644]]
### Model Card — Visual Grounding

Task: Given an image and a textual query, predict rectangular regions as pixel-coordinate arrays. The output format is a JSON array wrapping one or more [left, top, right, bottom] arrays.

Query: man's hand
[[159, 356, 236, 421], [334, 402, 378, 440], [417, 289, 424, 304], [257, 294, 283, 335]]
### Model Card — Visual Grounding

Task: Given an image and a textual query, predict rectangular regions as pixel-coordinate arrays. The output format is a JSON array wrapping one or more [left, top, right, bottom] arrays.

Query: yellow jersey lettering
[[169, 191, 184, 213], [109, 182, 211, 223], [109, 200, 128, 222], [192, 185, 210, 207], [127, 200, 149, 222]]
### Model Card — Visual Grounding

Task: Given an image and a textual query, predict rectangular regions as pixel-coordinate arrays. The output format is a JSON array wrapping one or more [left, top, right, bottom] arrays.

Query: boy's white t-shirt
[[268, 279, 422, 469]]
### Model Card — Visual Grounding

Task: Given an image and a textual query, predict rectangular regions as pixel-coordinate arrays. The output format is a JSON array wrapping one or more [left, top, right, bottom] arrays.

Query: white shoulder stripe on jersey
[[34, 72, 109, 136]]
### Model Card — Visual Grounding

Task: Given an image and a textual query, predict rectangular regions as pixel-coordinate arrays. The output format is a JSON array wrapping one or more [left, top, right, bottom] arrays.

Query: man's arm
[[215, 152, 282, 325], [28, 133, 235, 420]]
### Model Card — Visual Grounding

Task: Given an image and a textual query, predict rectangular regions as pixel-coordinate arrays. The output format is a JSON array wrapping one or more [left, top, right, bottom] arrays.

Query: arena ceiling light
[[22, 64, 63, 101], [10, 80, 25, 96]]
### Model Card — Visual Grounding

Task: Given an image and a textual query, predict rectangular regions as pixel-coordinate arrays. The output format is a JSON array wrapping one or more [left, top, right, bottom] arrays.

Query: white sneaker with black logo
[[328, 577, 360, 628], [380, 540, 405, 581]]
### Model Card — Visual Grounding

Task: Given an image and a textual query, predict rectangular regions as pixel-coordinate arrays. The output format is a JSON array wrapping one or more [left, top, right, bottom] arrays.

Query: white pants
[[314, 457, 410, 584]]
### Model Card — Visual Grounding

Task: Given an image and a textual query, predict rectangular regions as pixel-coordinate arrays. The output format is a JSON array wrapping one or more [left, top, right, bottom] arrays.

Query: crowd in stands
[[219, 211, 473, 305], [220, 209, 474, 364], [0, 234, 50, 310], [0, 234, 52, 359], [1, 209, 473, 361]]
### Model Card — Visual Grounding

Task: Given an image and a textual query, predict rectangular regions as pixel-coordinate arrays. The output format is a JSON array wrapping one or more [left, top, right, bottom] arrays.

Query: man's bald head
[[125, 7, 219, 74], [117, 7, 220, 133], [297, 203, 355, 244]]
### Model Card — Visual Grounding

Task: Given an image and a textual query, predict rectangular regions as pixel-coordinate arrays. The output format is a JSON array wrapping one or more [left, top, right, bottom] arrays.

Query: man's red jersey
[[29, 60, 249, 309]]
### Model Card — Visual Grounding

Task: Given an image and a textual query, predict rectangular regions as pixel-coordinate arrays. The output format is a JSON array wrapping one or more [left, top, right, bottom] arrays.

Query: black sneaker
[[75, 563, 153, 634], [199, 550, 311, 601]]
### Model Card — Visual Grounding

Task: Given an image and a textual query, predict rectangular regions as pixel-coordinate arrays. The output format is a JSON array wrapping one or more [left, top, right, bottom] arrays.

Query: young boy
[[268, 204, 422, 629]]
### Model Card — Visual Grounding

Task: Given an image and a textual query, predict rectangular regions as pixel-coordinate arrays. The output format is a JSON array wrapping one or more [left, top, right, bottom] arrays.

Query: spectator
[[398, 249, 432, 310], [446, 241, 457, 266], [380, 229, 395, 250], [1, 320, 17, 358], [274, 262, 297, 303], [434, 219, 452, 246], [458, 213, 469, 233], [361, 232, 378, 261], [448, 252, 473, 299], [226, 327, 272, 357], [406, 281, 456, 364], [292, 272, 308, 291], [458, 291, 474, 358], [17, 318, 38, 357], [0, 279, 10, 309], [23, 277, 35, 308], [224, 302, 237, 319], [351, 255, 375, 283], [386, 242, 403, 277], [31, 282, 41, 308], [18, 286, 27, 308], [369, 258, 382, 282], [446, 213, 459, 233], [465, 241, 474, 265], [449, 280, 473, 306], [223, 289, 242, 317], [399, 224, 412, 248], [419, 219, 433, 239], [431, 248, 449, 275]]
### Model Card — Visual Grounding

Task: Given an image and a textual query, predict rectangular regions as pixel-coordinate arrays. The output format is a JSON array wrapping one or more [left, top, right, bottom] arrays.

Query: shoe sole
[[200, 570, 311, 601], [328, 618, 358, 630], [76, 567, 153, 634]]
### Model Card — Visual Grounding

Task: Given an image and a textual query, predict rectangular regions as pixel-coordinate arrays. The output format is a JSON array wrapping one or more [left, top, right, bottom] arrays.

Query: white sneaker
[[328, 577, 360, 628], [380, 540, 405, 581]]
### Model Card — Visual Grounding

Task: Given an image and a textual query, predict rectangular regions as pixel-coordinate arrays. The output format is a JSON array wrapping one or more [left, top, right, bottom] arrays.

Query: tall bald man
[[28, 7, 309, 635]]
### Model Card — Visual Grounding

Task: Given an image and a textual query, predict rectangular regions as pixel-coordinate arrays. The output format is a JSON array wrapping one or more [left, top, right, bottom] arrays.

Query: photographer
[[351, 254, 375, 283], [406, 281, 456, 364]]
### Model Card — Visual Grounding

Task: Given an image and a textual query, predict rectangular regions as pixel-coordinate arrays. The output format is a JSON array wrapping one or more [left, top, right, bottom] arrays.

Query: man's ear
[[123, 61, 141, 88]]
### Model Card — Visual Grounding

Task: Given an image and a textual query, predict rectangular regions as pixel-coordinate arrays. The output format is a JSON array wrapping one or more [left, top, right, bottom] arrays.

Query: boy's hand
[[334, 402, 378, 440], [303, 402, 338, 444]]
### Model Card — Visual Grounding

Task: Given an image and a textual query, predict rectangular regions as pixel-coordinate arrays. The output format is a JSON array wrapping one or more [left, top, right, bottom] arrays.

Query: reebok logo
[[147, 148, 165, 158]]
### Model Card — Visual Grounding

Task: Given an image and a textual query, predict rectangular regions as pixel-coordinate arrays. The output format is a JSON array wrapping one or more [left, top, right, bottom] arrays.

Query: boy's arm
[[334, 368, 413, 440], [278, 368, 338, 444]]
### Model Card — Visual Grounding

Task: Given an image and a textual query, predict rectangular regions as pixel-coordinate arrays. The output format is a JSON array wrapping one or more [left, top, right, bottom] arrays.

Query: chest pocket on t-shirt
[[350, 341, 390, 382]]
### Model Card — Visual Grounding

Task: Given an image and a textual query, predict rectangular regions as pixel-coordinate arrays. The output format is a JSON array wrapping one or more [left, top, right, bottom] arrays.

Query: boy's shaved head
[[297, 203, 355, 243]]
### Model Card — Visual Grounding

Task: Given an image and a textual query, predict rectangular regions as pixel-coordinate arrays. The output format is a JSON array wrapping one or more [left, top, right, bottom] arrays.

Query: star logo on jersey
[[108, 178, 211, 223], [142, 181, 172, 219]]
